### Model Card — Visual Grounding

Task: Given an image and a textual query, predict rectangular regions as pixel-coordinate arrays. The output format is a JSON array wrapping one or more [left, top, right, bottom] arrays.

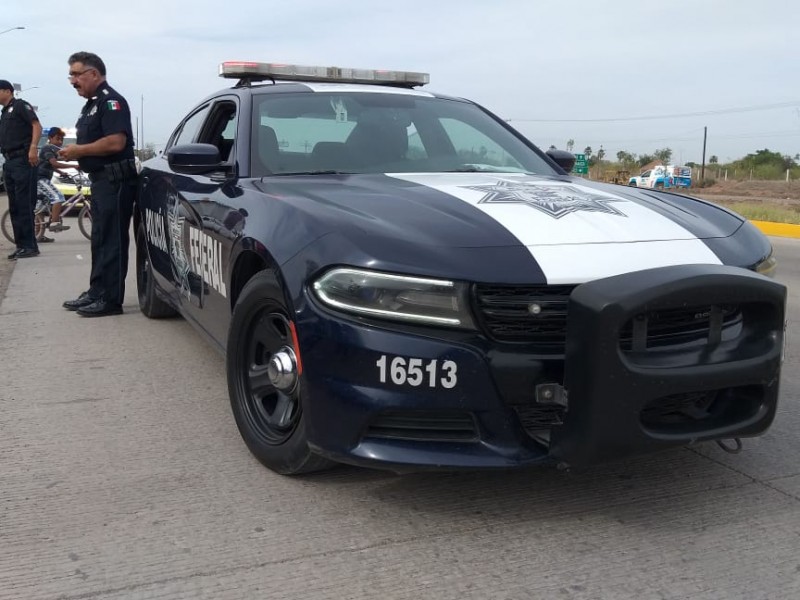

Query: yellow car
[[53, 170, 91, 202]]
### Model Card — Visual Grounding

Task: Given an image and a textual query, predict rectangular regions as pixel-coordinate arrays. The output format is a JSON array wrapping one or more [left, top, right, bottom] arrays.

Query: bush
[[694, 178, 716, 188]]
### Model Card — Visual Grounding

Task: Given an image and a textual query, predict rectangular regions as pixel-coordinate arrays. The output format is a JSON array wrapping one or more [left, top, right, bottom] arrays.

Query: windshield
[[250, 91, 557, 178]]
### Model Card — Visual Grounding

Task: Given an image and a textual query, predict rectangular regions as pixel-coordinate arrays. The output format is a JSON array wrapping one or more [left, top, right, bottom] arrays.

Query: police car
[[135, 61, 786, 475]]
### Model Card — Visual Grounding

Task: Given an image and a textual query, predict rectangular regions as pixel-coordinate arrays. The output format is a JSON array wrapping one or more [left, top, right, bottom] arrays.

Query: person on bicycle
[[37, 127, 73, 232]]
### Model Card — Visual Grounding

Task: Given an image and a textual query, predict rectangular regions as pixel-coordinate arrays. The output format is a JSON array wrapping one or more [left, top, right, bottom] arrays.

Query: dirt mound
[[695, 179, 800, 204]]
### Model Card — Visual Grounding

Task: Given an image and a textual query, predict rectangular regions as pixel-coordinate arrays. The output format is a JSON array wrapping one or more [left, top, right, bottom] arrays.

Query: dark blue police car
[[135, 61, 786, 474]]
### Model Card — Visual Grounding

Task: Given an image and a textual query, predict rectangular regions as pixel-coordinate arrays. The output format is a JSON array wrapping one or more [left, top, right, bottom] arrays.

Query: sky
[[3, 0, 799, 165]]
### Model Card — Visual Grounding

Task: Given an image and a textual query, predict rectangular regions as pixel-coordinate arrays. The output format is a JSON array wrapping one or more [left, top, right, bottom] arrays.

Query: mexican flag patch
[[107, 100, 121, 111]]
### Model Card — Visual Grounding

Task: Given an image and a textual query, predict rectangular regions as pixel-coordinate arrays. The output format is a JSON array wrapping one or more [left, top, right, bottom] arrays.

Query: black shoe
[[40, 236, 55, 243], [63, 291, 96, 311], [15, 248, 40, 259], [7, 249, 21, 260], [76, 299, 123, 318]]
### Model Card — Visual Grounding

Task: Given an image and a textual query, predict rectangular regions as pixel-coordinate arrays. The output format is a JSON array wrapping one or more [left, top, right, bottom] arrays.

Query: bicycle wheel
[[34, 209, 47, 241], [78, 203, 92, 240], [1, 209, 13, 243], [1, 208, 47, 243]]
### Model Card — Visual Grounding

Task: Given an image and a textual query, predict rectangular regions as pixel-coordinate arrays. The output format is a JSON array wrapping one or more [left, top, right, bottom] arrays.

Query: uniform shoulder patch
[[107, 100, 121, 111]]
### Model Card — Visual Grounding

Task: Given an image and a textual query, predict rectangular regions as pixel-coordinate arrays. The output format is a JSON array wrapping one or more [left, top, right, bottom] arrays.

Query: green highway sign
[[572, 153, 589, 175]]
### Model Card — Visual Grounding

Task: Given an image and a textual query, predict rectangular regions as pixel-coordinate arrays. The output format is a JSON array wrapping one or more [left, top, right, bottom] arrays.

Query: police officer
[[60, 52, 137, 317], [0, 79, 42, 259]]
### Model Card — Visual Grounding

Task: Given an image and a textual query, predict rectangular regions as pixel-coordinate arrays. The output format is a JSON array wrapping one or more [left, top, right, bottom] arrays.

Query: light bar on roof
[[219, 61, 429, 87]]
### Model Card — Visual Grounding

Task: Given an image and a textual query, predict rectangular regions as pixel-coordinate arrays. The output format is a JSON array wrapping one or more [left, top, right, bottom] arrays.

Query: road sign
[[572, 153, 589, 175]]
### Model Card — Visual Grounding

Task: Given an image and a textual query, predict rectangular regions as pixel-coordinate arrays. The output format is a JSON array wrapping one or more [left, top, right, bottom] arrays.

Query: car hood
[[254, 172, 748, 284]]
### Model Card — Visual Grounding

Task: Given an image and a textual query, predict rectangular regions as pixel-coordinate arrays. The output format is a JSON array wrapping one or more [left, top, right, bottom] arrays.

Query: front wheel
[[226, 270, 332, 475], [77, 203, 92, 240], [1, 208, 47, 243]]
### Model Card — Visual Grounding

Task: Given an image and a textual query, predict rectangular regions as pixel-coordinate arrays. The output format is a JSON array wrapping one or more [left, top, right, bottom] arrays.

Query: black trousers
[[3, 156, 38, 251], [87, 176, 136, 306]]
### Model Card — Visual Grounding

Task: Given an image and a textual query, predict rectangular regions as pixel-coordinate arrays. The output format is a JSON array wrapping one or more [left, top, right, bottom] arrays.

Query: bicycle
[[1, 172, 92, 243]]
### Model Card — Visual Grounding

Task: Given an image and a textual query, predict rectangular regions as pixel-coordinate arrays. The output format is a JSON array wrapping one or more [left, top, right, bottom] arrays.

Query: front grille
[[473, 284, 575, 348], [620, 304, 742, 351], [473, 284, 742, 353], [641, 391, 717, 426], [364, 410, 478, 442], [514, 404, 566, 431], [640, 386, 764, 435]]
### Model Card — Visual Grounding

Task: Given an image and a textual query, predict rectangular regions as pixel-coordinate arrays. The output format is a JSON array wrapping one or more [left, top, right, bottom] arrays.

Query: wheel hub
[[267, 346, 297, 393]]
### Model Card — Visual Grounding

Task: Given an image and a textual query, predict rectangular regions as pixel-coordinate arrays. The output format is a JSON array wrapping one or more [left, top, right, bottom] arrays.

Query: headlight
[[312, 267, 476, 329], [754, 250, 777, 278]]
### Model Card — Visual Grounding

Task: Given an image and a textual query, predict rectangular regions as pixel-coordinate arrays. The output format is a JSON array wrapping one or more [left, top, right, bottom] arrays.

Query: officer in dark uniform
[[0, 79, 42, 259], [60, 52, 138, 317]]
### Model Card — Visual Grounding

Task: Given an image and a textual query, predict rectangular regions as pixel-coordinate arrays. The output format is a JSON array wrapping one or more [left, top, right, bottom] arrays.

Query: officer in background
[[60, 52, 138, 317], [0, 79, 42, 259]]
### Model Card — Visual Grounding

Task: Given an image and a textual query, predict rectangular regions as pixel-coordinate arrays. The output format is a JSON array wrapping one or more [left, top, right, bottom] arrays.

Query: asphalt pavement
[[1, 202, 799, 600]]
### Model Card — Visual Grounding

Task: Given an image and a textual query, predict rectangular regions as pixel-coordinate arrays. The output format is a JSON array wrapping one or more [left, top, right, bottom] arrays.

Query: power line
[[575, 130, 800, 146], [507, 101, 800, 123]]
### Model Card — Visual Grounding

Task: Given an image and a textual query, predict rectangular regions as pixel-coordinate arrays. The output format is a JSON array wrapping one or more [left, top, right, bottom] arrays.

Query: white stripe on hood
[[388, 173, 722, 284]]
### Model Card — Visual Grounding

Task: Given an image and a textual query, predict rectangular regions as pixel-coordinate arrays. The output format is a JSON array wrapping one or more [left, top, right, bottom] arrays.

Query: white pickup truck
[[629, 165, 692, 189]]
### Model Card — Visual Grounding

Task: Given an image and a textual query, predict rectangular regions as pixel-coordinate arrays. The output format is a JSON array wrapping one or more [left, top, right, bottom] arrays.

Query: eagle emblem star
[[464, 180, 627, 219]]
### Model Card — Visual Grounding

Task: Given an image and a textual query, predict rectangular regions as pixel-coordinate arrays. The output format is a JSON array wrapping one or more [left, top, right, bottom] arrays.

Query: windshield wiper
[[271, 170, 352, 176], [444, 166, 482, 173]]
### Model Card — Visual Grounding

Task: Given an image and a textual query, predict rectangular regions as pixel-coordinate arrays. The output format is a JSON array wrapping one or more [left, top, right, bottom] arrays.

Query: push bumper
[[551, 264, 785, 467]]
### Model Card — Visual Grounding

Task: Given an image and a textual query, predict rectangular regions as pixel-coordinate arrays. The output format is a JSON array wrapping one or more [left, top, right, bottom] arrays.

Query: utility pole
[[701, 126, 707, 182]]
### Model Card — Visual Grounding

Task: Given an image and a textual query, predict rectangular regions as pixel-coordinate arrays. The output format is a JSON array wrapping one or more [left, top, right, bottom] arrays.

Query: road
[[1, 203, 799, 600]]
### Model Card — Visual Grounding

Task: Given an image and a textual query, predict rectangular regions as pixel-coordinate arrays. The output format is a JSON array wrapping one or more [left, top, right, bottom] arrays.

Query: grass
[[708, 201, 800, 225]]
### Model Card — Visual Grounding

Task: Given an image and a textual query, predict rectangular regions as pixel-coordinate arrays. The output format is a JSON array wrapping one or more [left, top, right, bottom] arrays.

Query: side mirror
[[167, 143, 222, 175], [546, 149, 576, 173]]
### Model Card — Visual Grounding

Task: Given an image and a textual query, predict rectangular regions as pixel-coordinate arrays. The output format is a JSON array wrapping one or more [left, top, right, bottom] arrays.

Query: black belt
[[2, 147, 27, 160], [88, 170, 107, 183]]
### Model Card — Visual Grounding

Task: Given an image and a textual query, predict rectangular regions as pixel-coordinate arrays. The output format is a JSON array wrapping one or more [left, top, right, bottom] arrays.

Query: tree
[[566, 139, 575, 152], [654, 147, 672, 163], [616, 150, 633, 164], [732, 148, 790, 180], [709, 155, 718, 164], [583, 146, 592, 159], [638, 154, 655, 167], [135, 142, 157, 161]]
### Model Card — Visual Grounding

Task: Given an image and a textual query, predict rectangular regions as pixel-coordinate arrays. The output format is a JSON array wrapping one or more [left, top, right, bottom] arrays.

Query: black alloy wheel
[[227, 270, 332, 475], [241, 310, 301, 444]]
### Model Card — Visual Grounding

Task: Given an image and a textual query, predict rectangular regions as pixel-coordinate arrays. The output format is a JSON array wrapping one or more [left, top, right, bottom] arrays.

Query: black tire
[[655, 182, 665, 190], [226, 270, 332, 475], [628, 181, 637, 187], [77, 203, 92, 241], [1, 208, 47, 243], [135, 223, 176, 318]]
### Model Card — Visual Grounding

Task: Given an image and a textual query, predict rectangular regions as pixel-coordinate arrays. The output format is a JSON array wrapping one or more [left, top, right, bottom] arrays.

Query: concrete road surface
[[1, 205, 799, 599]]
